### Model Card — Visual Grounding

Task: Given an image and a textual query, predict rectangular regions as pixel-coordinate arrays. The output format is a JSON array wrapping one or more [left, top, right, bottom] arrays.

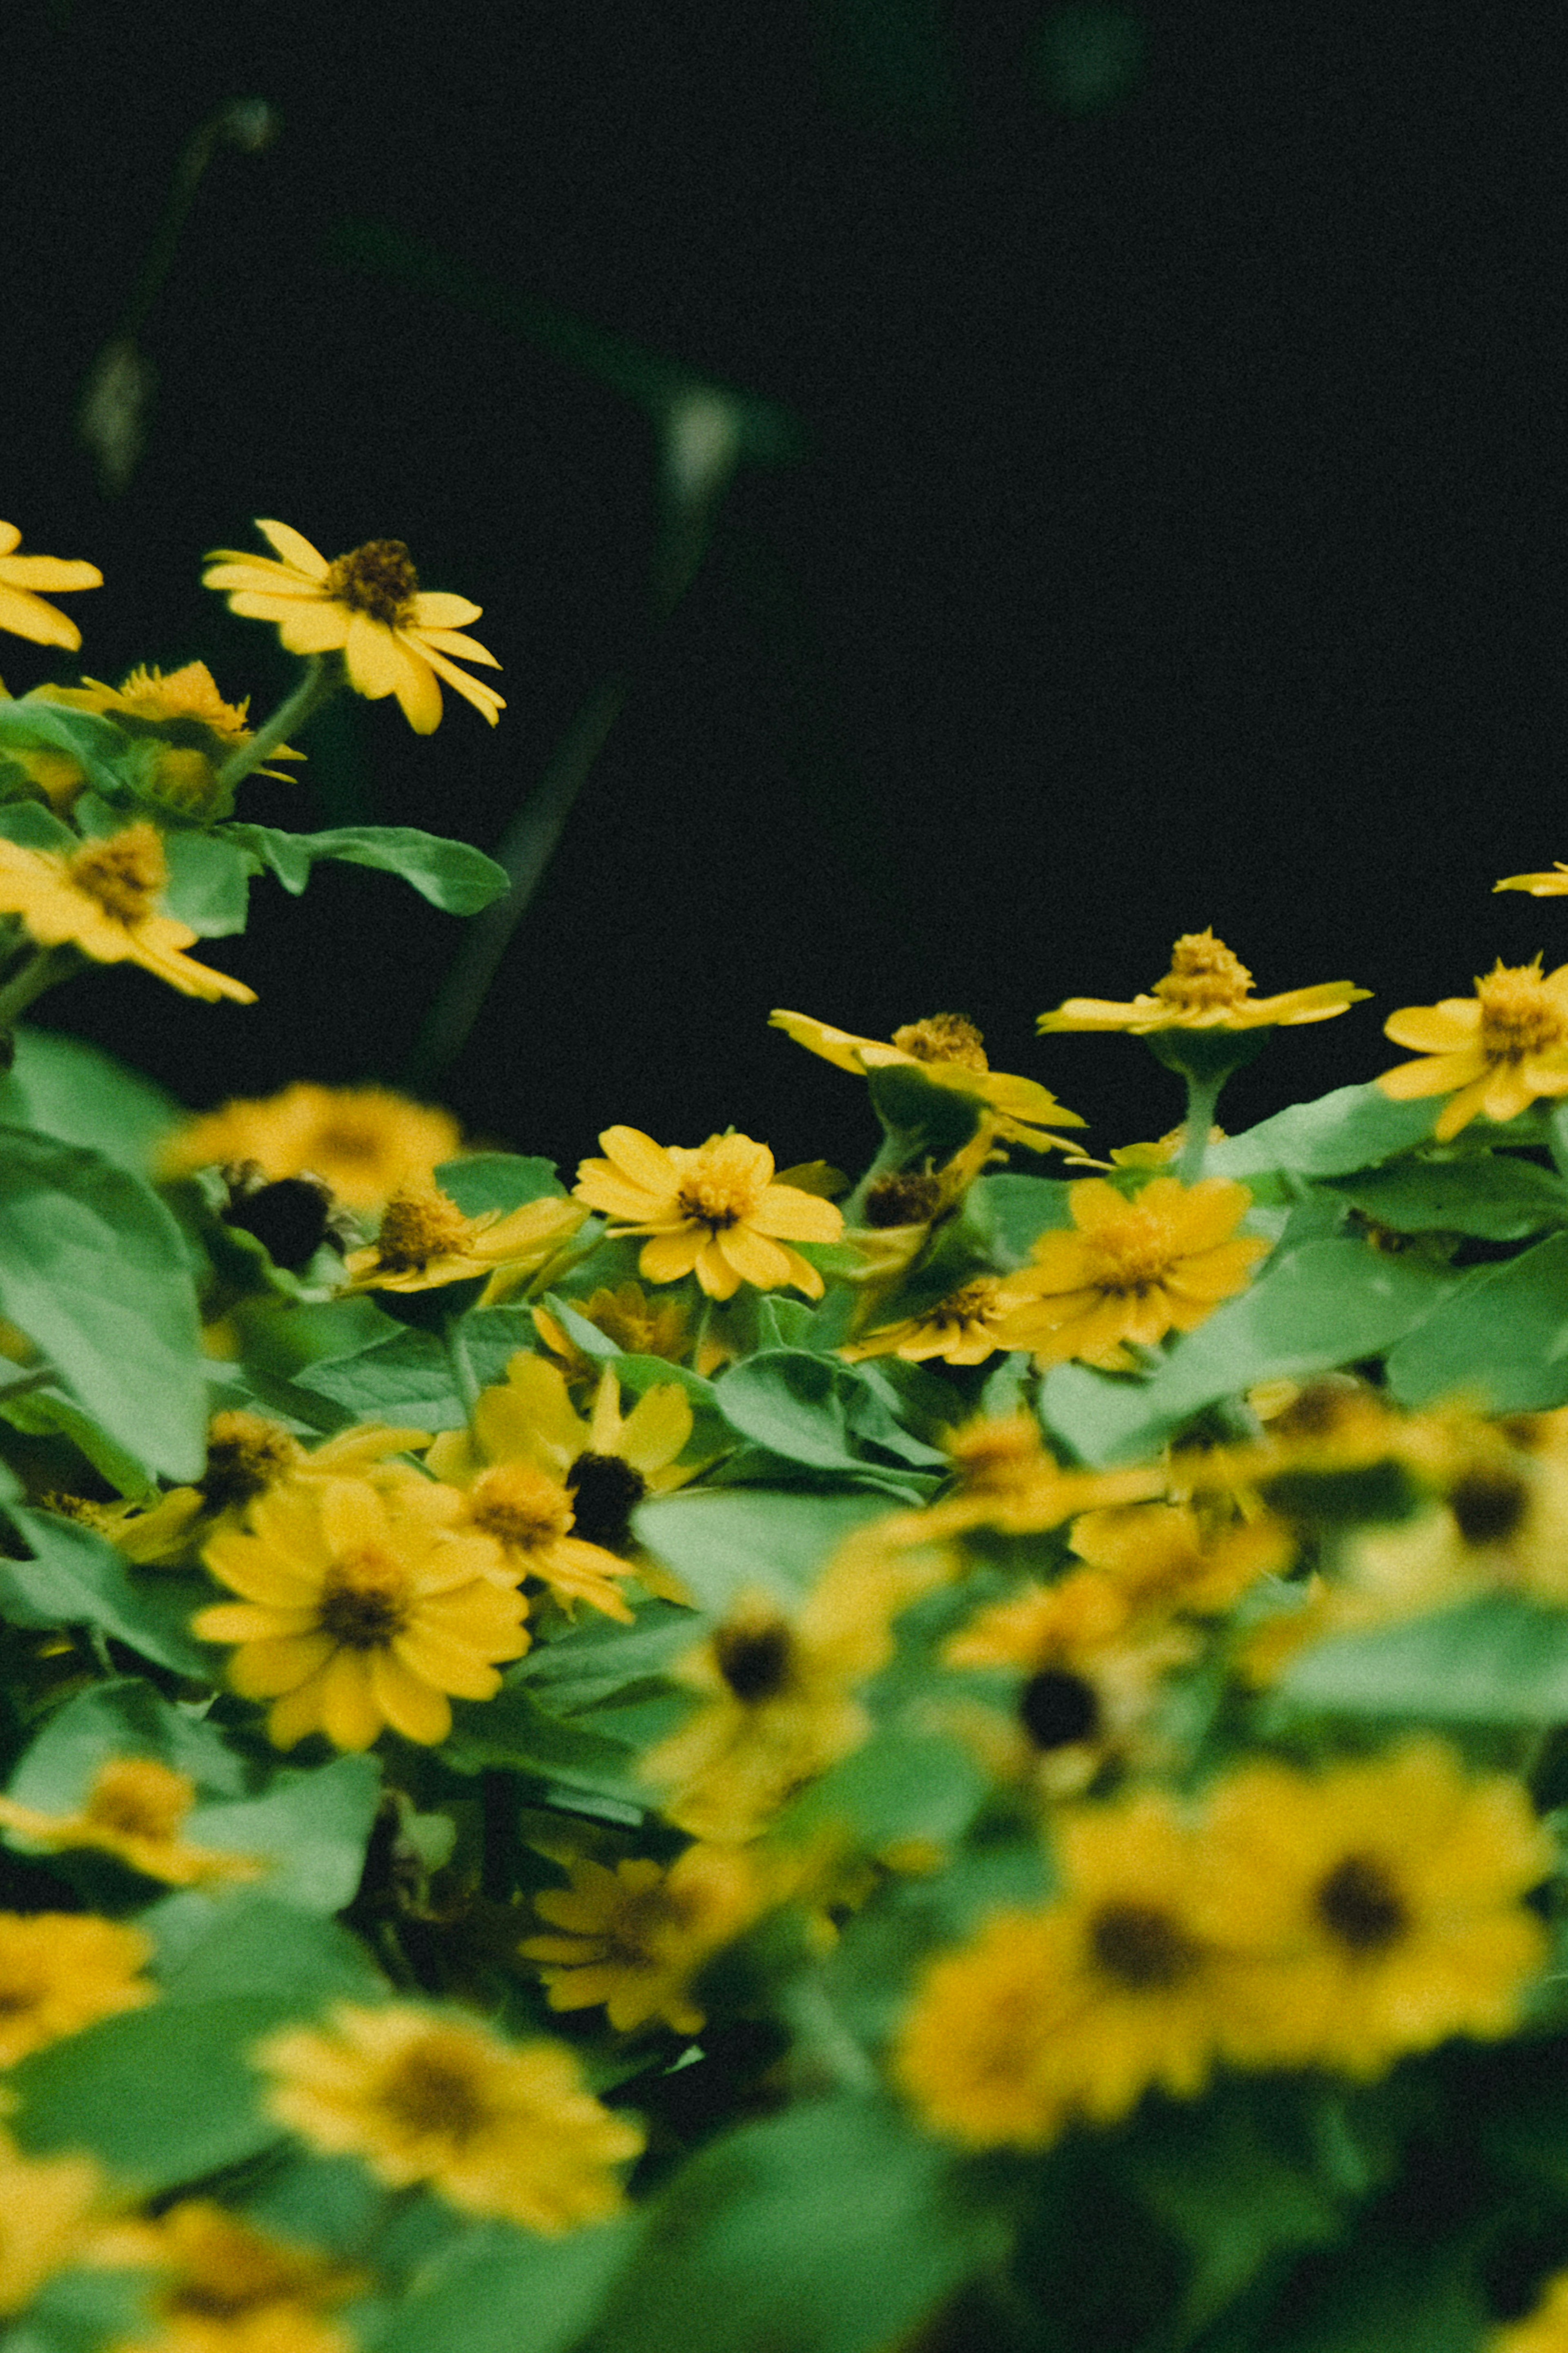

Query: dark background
[[2, 2, 1564, 1181]]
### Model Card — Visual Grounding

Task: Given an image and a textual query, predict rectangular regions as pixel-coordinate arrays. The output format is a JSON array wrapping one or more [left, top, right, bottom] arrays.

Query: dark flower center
[[1315, 1854, 1408, 1952], [200, 1411, 301, 1510], [223, 1174, 337, 1271], [566, 1451, 647, 1550], [318, 1550, 412, 1649], [864, 1170, 944, 1228], [377, 2040, 491, 2141], [323, 538, 420, 626], [1089, 1900, 1201, 1990], [1449, 1465, 1531, 1548], [1018, 1668, 1101, 1750], [67, 823, 167, 924], [715, 1619, 794, 1702]]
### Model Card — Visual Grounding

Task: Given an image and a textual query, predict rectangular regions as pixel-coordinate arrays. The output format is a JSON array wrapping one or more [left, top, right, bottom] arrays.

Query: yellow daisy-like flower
[[203, 522, 503, 733], [0, 520, 101, 650], [875, 1412, 1166, 1552], [35, 661, 305, 810], [341, 1182, 585, 1295], [1377, 959, 1568, 1139], [194, 1476, 528, 1751], [0, 1756, 263, 1888], [770, 1008, 1086, 1154], [573, 1128, 844, 1302], [0, 2128, 107, 2317], [0, 1911, 156, 2067], [1497, 864, 1568, 899], [254, 2002, 644, 2231], [1037, 929, 1369, 1034], [1193, 1740, 1550, 2078], [893, 1789, 1219, 2150], [839, 1275, 1015, 1367], [1491, 2270, 1568, 2353], [1069, 1498, 1293, 1619], [989, 1175, 1270, 1370], [93, 2199, 362, 2353], [532, 1284, 693, 1380], [0, 823, 256, 1001], [158, 1082, 463, 1209], [519, 1842, 769, 2035]]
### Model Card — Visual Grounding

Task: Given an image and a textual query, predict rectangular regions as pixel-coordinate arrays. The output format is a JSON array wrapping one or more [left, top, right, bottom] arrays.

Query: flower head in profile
[[0, 1755, 263, 1887], [194, 1475, 528, 1750], [1377, 959, 1568, 1138], [158, 1081, 463, 1210], [0, 520, 101, 649], [990, 1175, 1270, 1369], [342, 1182, 585, 1294], [255, 2002, 644, 2231], [1037, 930, 1368, 1035], [771, 1008, 1086, 1153], [574, 1127, 844, 1300], [1193, 1740, 1549, 2076], [839, 1275, 1014, 1367], [34, 660, 305, 817], [0, 2129, 107, 2318], [883, 1411, 1166, 1549], [520, 1842, 769, 2035], [203, 521, 503, 732], [0, 1911, 155, 2066], [0, 823, 256, 1001]]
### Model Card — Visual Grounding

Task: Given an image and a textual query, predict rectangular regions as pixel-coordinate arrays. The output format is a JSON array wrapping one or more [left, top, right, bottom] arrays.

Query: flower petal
[[254, 520, 331, 577]]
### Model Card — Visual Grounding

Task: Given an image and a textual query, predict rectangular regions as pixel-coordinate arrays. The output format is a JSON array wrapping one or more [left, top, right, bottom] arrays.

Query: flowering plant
[[7, 518, 1568, 2353]]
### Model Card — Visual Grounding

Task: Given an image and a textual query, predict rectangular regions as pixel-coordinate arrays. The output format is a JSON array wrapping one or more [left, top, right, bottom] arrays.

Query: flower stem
[[0, 945, 78, 1036], [216, 654, 342, 795], [1175, 1070, 1227, 1185]]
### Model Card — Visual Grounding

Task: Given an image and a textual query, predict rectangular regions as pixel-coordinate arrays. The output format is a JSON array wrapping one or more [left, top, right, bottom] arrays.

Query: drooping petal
[[693, 1235, 744, 1300], [1378, 1049, 1485, 1101], [1383, 1003, 1482, 1053], [341, 611, 405, 699], [388, 634, 445, 733], [410, 641, 505, 723], [0, 586, 83, 649], [716, 1222, 792, 1290], [618, 1383, 692, 1474], [254, 519, 331, 577]]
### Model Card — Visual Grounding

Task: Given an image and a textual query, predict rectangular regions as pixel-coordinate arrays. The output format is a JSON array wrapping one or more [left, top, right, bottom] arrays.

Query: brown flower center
[[675, 1139, 770, 1233], [864, 1170, 944, 1228], [947, 1414, 1045, 1490], [929, 1278, 1002, 1331], [318, 1548, 413, 1648], [374, 1188, 473, 1273], [1018, 1668, 1101, 1751], [322, 538, 420, 627], [83, 1757, 195, 1842], [200, 1410, 302, 1511], [469, 1462, 575, 1552], [891, 1013, 989, 1071], [1082, 1205, 1178, 1295], [714, 1616, 795, 1702], [1153, 930, 1253, 1013], [66, 822, 167, 924], [1089, 1900, 1202, 1990], [1477, 964, 1568, 1062], [1314, 1854, 1408, 1952], [375, 2036, 492, 2143], [1449, 1464, 1532, 1548], [566, 1451, 647, 1550], [1270, 1376, 1370, 1442]]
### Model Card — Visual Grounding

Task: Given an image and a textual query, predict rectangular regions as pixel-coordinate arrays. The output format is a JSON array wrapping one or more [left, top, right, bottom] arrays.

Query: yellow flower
[[1377, 959, 1568, 1139], [770, 1008, 1086, 1153], [839, 1275, 1014, 1366], [254, 2002, 644, 2230], [341, 1182, 585, 1294], [0, 1756, 264, 1887], [203, 522, 503, 732], [1497, 864, 1568, 898], [31, 661, 305, 818], [0, 520, 101, 649], [0, 1912, 155, 2066], [519, 1842, 768, 2034], [532, 1283, 693, 1378], [573, 1128, 844, 1301], [989, 1175, 1270, 1369], [876, 1412, 1166, 1550], [1068, 1498, 1292, 1618], [893, 1790, 1219, 2150], [194, 1476, 528, 1750], [1491, 2270, 1568, 2353], [1192, 1740, 1550, 2077], [93, 2200, 361, 2353], [1037, 929, 1369, 1034], [0, 2128, 106, 2317], [0, 823, 256, 1001], [158, 1082, 463, 1209]]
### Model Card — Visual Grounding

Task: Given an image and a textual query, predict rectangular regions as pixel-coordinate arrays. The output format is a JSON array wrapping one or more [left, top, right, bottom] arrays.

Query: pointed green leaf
[[0, 1028, 180, 1172], [714, 1350, 943, 1491], [0, 1508, 211, 1675], [1385, 1232, 1568, 1410], [1209, 1082, 1442, 1180], [224, 822, 508, 912], [1274, 1594, 1568, 1722], [376, 2218, 637, 2353], [1325, 1155, 1568, 1240], [159, 829, 254, 936]]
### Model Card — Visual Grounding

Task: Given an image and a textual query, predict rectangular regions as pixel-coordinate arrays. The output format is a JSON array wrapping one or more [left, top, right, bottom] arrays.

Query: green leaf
[[714, 1351, 944, 1490], [146, 1891, 386, 2005], [158, 829, 254, 937], [437, 1153, 565, 1212], [0, 1125, 206, 1481], [580, 2097, 1007, 2353], [0, 1508, 210, 1676], [376, 2219, 637, 2353], [0, 700, 134, 799], [864, 1063, 984, 1163], [294, 1327, 466, 1428], [967, 1172, 1076, 1263], [0, 1381, 160, 1499], [0, 1027, 180, 1172], [1273, 1594, 1568, 1723], [780, 1728, 989, 1853], [225, 822, 509, 912], [519, 1603, 703, 1711], [629, 1490, 895, 1611], [1385, 1231, 1568, 1410], [1325, 1154, 1568, 1240], [1208, 1082, 1443, 1180], [1042, 1239, 1450, 1464], [0, 798, 80, 850], [442, 1679, 645, 1803]]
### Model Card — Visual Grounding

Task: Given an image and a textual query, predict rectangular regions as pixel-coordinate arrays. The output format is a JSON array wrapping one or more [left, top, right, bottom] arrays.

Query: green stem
[[0, 945, 78, 1033], [1175, 1069, 1227, 1185], [216, 655, 342, 795]]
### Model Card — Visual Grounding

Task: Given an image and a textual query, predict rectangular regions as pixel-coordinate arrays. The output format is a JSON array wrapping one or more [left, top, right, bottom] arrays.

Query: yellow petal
[[254, 519, 330, 577], [370, 1649, 452, 1743], [318, 1649, 383, 1750], [641, 1229, 706, 1284], [600, 1127, 680, 1194], [410, 591, 484, 630]]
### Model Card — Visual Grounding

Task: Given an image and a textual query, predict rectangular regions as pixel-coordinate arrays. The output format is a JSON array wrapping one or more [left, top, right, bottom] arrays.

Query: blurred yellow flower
[[0, 1911, 155, 2066], [158, 1082, 463, 1209], [520, 1842, 768, 2034], [990, 1175, 1269, 1369], [574, 1127, 843, 1301], [0, 520, 101, 649], [1491, 2270, 1568, 2353], [342, 1183, 585, 1294], [0, 823, 256, 1001], [0, 1756, 263, 1888], [1037, 929, 1368, 1034], [532, 1283, 693, 1378], [0, 2129, 106, 2317], [94, 2199, 361, 2353], [195, 1476, 527, 1750], [1069, 1498, 1292, 1618], [771, 1008, 1086, 1153], [203, 522, 503, 732], [1378, 959, 1568, 1138], [256, 2003, 644, 2230]]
